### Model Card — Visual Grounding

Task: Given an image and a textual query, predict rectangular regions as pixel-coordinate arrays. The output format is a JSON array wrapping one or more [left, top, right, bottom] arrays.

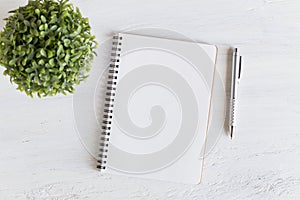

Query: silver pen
[[229, 48, 242, 139]]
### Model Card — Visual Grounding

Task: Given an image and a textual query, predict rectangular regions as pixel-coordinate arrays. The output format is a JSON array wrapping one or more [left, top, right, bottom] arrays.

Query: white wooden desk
[[1, 0, 300, 199]]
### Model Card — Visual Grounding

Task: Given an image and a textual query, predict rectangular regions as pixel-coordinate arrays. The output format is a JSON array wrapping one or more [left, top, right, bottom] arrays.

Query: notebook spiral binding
[[97, 34, 123, 171]]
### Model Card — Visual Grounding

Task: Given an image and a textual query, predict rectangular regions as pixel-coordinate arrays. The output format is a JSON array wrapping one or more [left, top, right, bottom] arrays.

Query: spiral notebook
[[97, 33, 218, 184]]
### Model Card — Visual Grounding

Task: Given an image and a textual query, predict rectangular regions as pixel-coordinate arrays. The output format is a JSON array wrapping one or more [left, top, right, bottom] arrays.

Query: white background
[[1, 0, 300, 199]]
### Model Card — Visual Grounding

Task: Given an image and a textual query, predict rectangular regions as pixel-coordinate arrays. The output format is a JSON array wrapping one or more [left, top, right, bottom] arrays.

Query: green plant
[[0, 0, 97, 97]]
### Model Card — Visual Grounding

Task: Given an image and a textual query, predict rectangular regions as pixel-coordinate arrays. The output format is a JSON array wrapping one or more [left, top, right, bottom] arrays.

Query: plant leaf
[[40, 49, 47, 57]]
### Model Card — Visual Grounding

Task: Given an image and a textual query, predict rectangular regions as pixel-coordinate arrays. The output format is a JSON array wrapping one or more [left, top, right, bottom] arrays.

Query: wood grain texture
[[1, 0, 300, 199]]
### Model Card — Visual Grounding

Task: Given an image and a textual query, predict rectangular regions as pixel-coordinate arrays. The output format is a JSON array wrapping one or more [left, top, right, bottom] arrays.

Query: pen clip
[[238, 56, 242, 80]]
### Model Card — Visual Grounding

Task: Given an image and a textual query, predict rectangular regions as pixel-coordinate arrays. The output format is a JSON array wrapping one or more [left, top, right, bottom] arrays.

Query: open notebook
[[97, 33, 218, 184]]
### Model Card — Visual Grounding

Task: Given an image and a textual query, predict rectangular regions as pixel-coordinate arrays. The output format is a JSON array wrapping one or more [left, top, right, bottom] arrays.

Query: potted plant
[[0, 0, 97, 98]]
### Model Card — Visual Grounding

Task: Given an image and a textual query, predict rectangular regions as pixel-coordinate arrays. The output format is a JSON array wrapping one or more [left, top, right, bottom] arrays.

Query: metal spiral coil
[[97, 34, 122, 171]]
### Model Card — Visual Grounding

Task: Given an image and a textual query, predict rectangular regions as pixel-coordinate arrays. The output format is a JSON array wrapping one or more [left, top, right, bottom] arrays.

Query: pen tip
[[230, 126, 235, 140]]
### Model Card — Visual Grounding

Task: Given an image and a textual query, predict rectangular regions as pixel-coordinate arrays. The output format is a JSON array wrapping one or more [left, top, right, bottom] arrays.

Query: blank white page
[[102, 33, 217, 184]]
